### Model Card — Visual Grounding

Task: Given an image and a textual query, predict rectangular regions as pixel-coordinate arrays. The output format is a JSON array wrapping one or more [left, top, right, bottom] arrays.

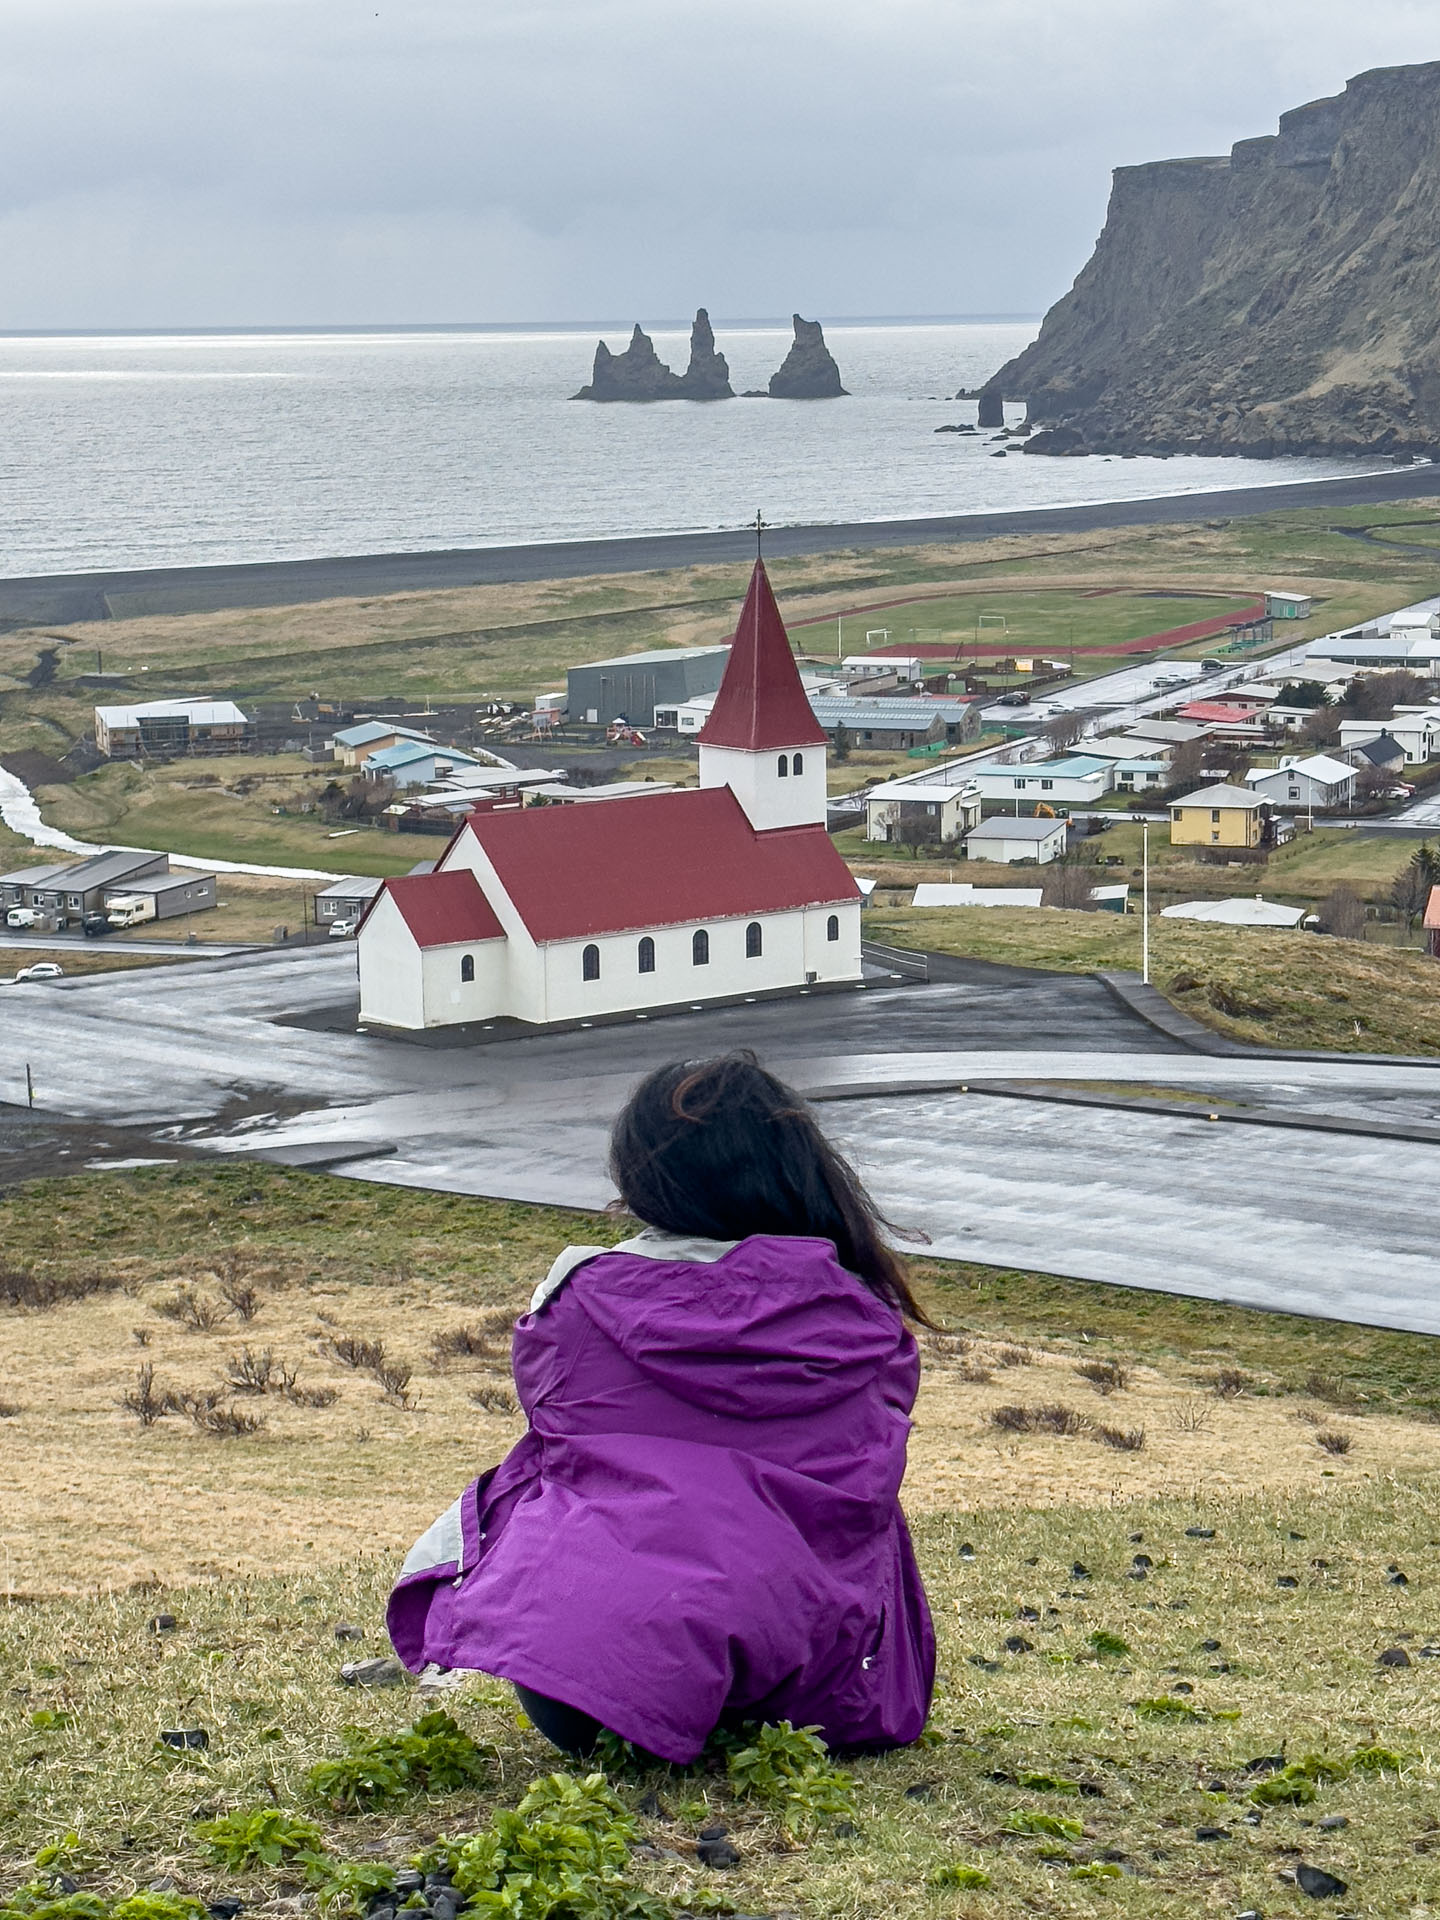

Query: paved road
[[6, 947, 1440, 1331], [1, 465, 1437, 625]]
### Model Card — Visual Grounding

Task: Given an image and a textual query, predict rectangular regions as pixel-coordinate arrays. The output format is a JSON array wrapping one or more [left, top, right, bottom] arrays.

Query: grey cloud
[[1, 0, 1438, 325]]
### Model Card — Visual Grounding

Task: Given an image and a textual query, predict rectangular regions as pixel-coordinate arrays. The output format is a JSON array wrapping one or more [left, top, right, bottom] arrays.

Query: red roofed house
[[357, 561, 862, 1028], [1425, 885, 1440, 959]]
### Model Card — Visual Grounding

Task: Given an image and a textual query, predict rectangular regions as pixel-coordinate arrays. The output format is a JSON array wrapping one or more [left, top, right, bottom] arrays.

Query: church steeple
[[698, 559, 828, 832]]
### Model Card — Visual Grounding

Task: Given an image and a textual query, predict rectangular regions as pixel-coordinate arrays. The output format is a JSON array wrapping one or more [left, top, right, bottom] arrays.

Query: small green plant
[[1013, 1770, 1080, 1794], [718, 1721, 856, 1834], [308, 1711, 491, 1811], [112, 1900, 208, 1920], [28, 1711, 74, 1731], [1, 1886, 109, 1920], [1132, 1696, 1207, 1722], [31, 1836, 93, 1872], [421, 1772, 659, 1920], [927, 1864, 992, 1889], [195, 1808, 327, 1870], [1003, 1810, 1084, 1839], [1069, 1860, 1121, 1881], [1088, 1631, 1130, 1657]]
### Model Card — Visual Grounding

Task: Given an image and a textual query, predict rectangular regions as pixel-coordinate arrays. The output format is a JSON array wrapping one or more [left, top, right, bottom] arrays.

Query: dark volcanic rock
[[984, 59, 1440, 456], [677, 309, 733, 400], [768, 314, 847, 398], [573, 325, 684, 401], [976, 391, 1005, 428]]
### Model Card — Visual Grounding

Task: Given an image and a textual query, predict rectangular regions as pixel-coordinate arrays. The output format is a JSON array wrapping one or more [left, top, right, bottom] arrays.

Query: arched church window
[[792, 752, 804, 775], [692, 929, 710, 966], [777, 754, 789, 776], [826, 914, 840, 942], [637, 936, 655, 974], [582, 943, 600, 981], [460, 954, 475, 983], [745, 921, 762, 958]]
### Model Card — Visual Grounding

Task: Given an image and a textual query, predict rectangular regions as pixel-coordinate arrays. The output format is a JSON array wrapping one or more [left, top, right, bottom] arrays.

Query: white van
[[106, 895, 156, 928], [5, 907, 39, 929]]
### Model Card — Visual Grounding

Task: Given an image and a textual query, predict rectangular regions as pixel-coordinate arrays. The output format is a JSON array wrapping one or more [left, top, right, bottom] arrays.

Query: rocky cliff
[[768, 315, 848, 398], [982, 61, 1440, 457], [573, 311, 734, 401]]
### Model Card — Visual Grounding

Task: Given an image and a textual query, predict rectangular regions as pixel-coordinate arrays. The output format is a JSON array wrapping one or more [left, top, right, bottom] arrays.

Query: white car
[[14, 961, 64, 982], [328, 917, 359, 938]]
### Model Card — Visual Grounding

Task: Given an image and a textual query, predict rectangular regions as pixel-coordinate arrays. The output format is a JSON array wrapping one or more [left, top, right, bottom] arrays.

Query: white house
[[962, 754, 1115, 806], [912, 882, 1044, 907], [357, 561, 863, 1030], [362, 740, 489, 789], [964, 816, 1068, 865], [1337, 708, 1440, 765], [1244, 753, 1355, 812], [864, 770, 983, 844]]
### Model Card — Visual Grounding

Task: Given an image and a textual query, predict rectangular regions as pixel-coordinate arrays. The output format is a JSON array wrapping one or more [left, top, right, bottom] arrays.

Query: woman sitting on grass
[[389, 1051, 936, 1762]]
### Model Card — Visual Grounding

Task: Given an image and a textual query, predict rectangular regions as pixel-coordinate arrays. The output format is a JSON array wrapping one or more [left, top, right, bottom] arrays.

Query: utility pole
[[25, 1064, 34, 1109], [836, 616, 843, 661], [1142, 823, 1151, 986]]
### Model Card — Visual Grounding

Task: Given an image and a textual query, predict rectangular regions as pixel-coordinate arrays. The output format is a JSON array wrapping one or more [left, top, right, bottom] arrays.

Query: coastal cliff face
[[984, 61, 1440, 457]]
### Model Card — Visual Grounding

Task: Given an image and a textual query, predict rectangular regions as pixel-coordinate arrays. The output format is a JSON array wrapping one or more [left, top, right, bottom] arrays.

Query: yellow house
[[1169, 782, 1269, 849]]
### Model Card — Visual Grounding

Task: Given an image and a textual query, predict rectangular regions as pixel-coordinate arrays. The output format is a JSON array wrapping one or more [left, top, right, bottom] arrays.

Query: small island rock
[[573, 325, 684, 401], [768, 315, 847, 398], [676, 309, 733, 400]]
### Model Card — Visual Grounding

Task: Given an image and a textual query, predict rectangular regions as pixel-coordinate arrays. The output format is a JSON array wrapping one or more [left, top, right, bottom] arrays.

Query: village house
[[1336, 708, 1440, 765], [863, 769, 983, 845], [330, 721, 438, 768], [962, 754, 1115, 807], [1342, 733, 1408, 780], [1169, 783, 1271, 849], [963, 816, 1068, 865], [1244, 753, 1355, 812], [806, 694, 981, 750], [356, 562, 863, 1030]]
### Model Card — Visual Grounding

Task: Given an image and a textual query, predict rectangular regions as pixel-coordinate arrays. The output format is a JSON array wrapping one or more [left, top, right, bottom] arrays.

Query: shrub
[[325, 1334, 386, 1370], [470, 1385, 519, 1415], [308, 1711, 491, 1812], [1093, 1424, 1146, 1452], [224, 1347, 296, 1396], [1316, 1429, 1352, 1455], [196, 1808, 326, 1870], [1075, 1358, 1128, 1394], [119, 1363, 167, 1428], [1211, 1367, 1249, 1398], [153, 1287, 227, 1332], [0, 1268, 115, 1312]]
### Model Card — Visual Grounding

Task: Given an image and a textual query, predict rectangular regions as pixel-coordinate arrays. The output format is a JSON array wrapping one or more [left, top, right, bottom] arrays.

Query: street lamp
[[1142, 821, 1150, 986]]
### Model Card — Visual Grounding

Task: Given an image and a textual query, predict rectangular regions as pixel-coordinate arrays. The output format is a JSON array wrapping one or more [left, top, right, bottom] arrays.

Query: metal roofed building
[[1161, 896, 1306, 928], [1245, 754, 1356, 811], [313, 876, 385, 924], [963, 815, 1068, 865], [1, 863, 75, 908], [331, 721, 437, 767], [23, 849, 170, 918], [807, 695, 981, 750], [95, 697, 252, 758], [963, 753, 1116, 805], [567, 646, 731, 728]]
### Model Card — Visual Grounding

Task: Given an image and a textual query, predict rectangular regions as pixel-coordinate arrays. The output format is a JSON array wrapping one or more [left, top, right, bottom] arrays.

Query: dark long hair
[[608, 1052, 933, 1325]]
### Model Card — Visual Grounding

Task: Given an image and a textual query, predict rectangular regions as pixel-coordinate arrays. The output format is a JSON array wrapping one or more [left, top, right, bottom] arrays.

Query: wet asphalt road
[[6, 947, 1440, 1329]]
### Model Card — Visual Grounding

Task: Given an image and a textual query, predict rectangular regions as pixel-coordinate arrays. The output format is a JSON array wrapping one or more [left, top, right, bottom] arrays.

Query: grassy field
[[4, 497, 1440, 769], [0, 947, 184, 982], [18, 757, 440, 877], [862, 907, 1440, 1052], [3, 1165, 1440, 1918]]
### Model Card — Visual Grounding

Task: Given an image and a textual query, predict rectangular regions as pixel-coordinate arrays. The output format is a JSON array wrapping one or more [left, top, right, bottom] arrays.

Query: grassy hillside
[[863, 907, 1440, 1053], [2, 1165, 1439, 1917]]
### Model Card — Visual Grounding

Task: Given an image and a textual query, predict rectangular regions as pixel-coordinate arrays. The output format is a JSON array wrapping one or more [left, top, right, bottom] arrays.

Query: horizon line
[[0, 313, 1042, 340]]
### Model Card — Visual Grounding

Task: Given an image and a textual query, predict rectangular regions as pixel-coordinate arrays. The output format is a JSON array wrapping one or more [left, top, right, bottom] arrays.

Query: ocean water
[[0, 321, 1372, 577]]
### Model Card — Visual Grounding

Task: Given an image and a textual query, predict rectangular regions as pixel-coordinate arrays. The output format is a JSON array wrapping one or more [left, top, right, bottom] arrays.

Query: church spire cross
[[695, 552, 827, 753], [752, 508, 767, 558]]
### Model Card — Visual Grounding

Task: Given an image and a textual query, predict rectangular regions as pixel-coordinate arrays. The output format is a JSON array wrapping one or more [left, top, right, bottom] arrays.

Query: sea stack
[[982, 59, 1440, 456], [676, 309, 733, 400], [767, 315, 847, 398], [573, 324, 684, 401]]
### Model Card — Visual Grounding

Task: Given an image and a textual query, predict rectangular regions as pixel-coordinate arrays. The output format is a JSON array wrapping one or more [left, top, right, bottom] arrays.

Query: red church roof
[[374, 869, 505, 947], [698, 559, 827, 751], [457, 786, 857, 942]]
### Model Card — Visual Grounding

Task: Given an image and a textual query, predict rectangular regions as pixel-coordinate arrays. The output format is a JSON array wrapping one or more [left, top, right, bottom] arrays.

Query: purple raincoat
[[387, 1229, 935, 1762]]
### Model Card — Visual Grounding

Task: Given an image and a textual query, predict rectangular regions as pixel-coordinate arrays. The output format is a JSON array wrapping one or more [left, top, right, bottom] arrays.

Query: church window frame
[[792, 751, 804, 775], [692, 928, 710, 966], [745, 920, 762, 958], [826, 914, 840, 942], [777, 754, 789, 777], [460, 953, 475, 983], [637, 936, 655, 974], [582, 943, 601, 981]]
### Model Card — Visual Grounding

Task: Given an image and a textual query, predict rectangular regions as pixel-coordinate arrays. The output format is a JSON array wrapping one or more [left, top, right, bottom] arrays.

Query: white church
[[356, 560, 863, 1030]]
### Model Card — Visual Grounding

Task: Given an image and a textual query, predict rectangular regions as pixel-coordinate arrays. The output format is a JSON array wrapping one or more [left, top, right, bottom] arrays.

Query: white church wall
[[538, 907, 849, 1023], [357, 893, 426, 1029], [803, 899, 863, 981], [699, 743, 827, 831], [436, 823, 548, 1023], [419, 939, 509, 1025]]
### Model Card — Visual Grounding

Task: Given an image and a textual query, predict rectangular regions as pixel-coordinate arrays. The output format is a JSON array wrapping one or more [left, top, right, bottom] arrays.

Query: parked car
[[328, 917, 359, 938], [82, 914, 115, 937], [5, 907, 39, 929], [14, 962, 64, 982]]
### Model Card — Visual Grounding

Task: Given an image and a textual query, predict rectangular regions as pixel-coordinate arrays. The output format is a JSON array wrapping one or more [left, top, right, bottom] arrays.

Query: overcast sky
[[2, 0, 1438, 330]]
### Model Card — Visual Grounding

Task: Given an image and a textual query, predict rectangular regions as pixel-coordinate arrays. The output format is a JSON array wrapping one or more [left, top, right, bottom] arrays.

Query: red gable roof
[[377, 869, 505, 948], [698, 560, 827, 751], [458, 786, 857, 942], [1425, 884, 1440, 933], [1176, 701, 1264, 725]]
